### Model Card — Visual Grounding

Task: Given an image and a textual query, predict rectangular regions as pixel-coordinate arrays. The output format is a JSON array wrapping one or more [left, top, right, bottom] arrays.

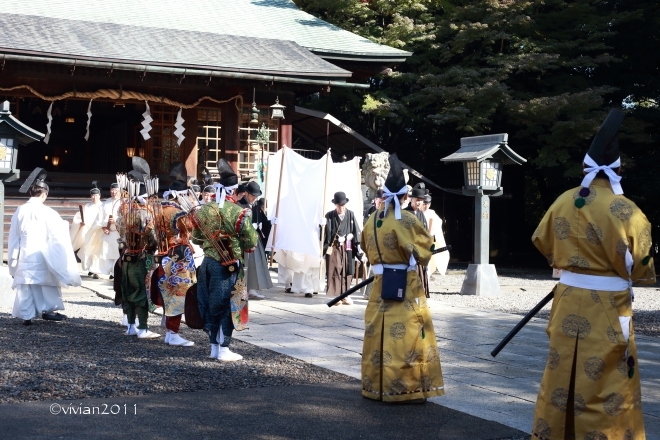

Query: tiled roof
[[0, 0, 410, 62], [0, 13, 350, 78]]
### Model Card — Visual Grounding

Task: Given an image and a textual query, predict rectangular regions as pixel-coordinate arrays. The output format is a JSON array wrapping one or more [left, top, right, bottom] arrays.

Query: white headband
[[580, 154, 623, 195], [213, 183, 238, 208], [381, 184, 409, 220]]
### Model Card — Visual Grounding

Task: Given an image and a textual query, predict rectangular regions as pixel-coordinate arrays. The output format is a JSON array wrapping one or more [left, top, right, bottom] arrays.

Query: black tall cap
[[587, 109, 625, 166], [131, 156, 151, 178], [127, 170, 145, 183], [19, 167, 48, 193], [215, 159, 238, 187], [90, 180, 100, 195], [169, 161, 187, 182], [384, 154, 406, 193]]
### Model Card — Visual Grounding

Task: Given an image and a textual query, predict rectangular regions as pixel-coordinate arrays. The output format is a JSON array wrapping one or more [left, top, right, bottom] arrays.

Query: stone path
[[81, 272, 660, 438]]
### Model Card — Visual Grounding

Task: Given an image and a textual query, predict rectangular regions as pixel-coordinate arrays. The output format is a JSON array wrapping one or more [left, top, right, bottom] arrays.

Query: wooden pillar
[[182, 107, 197, 178], [222, 100, 241, 171], [279, 106, 293, 149]]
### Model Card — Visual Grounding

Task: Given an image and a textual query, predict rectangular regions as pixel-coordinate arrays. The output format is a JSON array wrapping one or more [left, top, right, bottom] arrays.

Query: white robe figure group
[[69, 182, 121, 278]]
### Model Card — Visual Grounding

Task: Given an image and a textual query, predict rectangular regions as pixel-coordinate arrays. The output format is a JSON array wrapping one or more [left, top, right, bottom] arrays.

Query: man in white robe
[[421, 195, 449, 276], [69, 183, 104, 278], [8, 169, 82, 325], [92, 183, 122, 277]]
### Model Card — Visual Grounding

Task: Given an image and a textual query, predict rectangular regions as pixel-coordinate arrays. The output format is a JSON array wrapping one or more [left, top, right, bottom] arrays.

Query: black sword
[[490, 291, 554, 357], [326, 245, 451, 307]]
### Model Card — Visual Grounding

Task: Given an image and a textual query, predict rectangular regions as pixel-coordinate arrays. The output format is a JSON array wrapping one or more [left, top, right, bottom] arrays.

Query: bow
[[382, 184, 409, 219], [580, 154, 623, 195]]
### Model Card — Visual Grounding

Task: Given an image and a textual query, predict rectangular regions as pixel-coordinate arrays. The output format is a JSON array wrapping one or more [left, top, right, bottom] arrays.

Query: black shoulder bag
[[373, 211, 407, 302]]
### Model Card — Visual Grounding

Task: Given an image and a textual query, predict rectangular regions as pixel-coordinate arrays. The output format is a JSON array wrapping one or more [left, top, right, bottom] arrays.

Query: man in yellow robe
[[531, 109, 655, 439], [360, 154, 444, 403]]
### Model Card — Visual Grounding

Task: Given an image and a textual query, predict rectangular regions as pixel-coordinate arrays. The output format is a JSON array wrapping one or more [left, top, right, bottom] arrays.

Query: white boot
[[248, 290, 265, 299], [121, 314, 129, 327], [125, 324, 138, 336], [137, 328, 160, 339], [217, 346, 243, 362], [164, 331, 172, 344], [168, 333, 194, 347], [210, 344, 219, 359]]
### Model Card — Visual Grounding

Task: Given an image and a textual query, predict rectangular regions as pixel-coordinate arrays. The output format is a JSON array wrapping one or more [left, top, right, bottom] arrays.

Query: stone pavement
[[81, 271, 660, 438]]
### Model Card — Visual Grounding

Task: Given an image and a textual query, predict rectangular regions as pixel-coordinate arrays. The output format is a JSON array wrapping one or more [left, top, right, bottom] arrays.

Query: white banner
[[265, 148, 363, 259]]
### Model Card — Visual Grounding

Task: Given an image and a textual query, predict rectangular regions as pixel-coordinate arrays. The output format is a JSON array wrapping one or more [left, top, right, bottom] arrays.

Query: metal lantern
[[249, 102, 259, 125], [270, 97, 286, 120], [463, 160, 503, 190], [441, 133, 526, 297]]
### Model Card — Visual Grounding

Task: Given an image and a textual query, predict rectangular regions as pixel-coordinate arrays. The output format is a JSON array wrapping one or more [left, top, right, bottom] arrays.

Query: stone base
[[460, 264, 501, 296]]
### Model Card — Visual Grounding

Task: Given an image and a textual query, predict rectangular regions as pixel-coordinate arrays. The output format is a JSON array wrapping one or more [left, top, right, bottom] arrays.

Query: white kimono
[[424, 208, 450, 276], [69, 201, 104, 273], [86, 197, 122, 275], [274, 249, 321, 294], [8, 198, 82, 320]]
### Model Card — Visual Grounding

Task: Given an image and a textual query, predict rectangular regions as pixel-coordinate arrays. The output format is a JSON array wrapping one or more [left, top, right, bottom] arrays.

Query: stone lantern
[[270, 97, 286, 120], [441, 133, 526, 296]]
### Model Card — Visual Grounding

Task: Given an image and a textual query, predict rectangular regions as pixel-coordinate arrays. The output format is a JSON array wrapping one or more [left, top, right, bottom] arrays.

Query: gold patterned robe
[[531, 178, 655, 440], [360, 206, 444, 402]]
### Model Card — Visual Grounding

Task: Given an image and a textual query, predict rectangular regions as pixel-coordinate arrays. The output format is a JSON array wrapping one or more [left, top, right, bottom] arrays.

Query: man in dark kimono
[[237, 181, 273, 299], [323, 191, 362, 304], [405, 183, 430, 296]]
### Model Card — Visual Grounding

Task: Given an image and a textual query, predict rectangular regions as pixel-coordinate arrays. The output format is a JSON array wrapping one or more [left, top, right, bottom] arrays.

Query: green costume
[[192, 199, 258, 345]]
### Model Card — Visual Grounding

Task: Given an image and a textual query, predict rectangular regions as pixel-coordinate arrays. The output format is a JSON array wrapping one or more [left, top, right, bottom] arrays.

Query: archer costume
[[191, 159, 258, 361], [360, 155, 444, 402], [154, 162, 197, 347], [531, 110, 655, 440], [237, 182, 273, 294], [8, 169, 81, 324], [116, 159, 160, 339], [323, 192, 361, 299]]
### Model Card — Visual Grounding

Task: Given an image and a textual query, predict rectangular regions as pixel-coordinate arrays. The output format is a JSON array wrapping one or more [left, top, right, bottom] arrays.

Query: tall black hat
[[19, 167, 49, 194], [245, 181, 262, 197], [384, 154, 406, 193], [410, 182, 426, 198], [169, 161, 187, 182], [586, 109, 625, 166], [127, 170, 145, 183], [216, 159, 238, 187], [132, 156, 151, 179], [90, 181, 100, 195], [168, 161, 187, 191]]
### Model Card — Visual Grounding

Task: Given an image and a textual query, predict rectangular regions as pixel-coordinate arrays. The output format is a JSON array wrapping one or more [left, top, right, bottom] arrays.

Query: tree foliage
[[295, 0, 660, 250]]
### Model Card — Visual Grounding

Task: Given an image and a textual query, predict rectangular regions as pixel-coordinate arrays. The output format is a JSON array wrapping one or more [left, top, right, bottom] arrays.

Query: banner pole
[[319, 149, 331, 283], [269, 145, 287, 267]]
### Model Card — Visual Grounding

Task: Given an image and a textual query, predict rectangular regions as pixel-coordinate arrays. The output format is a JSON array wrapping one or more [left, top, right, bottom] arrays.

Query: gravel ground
[[0, 291, 352, 404], [429, 268, 660, 337]]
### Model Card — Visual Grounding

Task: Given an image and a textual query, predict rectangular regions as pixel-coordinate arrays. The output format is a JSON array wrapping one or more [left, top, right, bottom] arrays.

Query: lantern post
[[441, 134, 526, 296], [0, 100, 45, 265]]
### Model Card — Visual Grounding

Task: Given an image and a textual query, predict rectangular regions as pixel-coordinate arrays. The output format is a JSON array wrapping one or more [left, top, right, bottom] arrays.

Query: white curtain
[[265, 149, 363, 258]]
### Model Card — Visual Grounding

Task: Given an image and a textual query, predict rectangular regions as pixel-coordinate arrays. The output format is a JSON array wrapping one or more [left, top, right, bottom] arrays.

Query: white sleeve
[[7, 213, 20, 275]]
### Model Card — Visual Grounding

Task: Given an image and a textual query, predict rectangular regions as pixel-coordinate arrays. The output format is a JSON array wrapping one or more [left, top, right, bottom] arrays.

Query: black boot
[[23, 320, 31, 326]]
